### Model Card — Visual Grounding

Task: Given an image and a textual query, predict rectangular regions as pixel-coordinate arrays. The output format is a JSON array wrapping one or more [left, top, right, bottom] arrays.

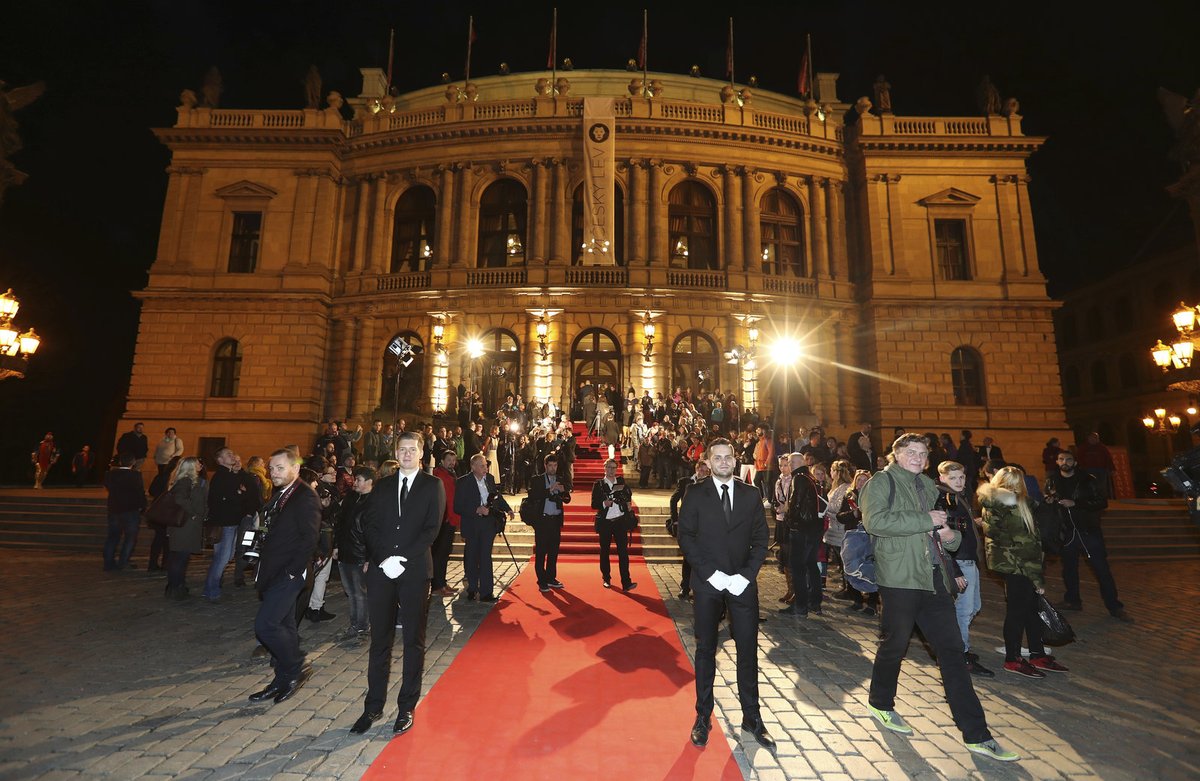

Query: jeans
[[203, 526, 238, 599], [871, 573, 991, 744], [308, 557, 333, 609], [1060, 527, 1123, 613], [1002, 573, 1045, 661], [339, 560, 369, 631], [954, 560, 982, 652], [103, 510, 141, 570]]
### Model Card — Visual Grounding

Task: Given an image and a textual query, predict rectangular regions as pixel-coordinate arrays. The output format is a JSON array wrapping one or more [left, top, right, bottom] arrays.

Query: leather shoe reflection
[[741, 719, 775, 751], [247, 683, 281, 703], [271, 664, 314, 704], [690, 714, 710, 748], [393, 710, 415, 734], [350, 710, 383, 734]]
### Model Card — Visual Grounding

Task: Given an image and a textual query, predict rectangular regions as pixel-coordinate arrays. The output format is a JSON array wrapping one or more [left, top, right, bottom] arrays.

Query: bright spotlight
[[769, 337, 803, 366], [467, 338, 485, 359]]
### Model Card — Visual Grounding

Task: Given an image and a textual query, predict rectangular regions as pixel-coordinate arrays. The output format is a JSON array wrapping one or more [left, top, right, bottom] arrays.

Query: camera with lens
[[240, 526, 265, 561], [610, 484, 633, 514]]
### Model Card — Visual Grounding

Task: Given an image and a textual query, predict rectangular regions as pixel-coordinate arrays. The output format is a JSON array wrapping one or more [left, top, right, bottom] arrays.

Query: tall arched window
[[673, 330, 719, 396], [473, 329, 520, 414], [571, 328, 622, 391], [210, 339, 242, 398], [950, 347, 984, 406], [571, 183, 625, 265], [668, 181, 718, 270], [391, 186, 436, 272], [477, 179, 527, 268], [380, 332, 425, 414], [1091, 360, 1109, 394], [759, 188, 806, 276], [1063, 365, 1081, 398]]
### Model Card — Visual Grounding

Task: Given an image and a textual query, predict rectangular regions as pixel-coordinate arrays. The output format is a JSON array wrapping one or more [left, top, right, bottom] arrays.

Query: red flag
[[469, 16, 477, 44], [797, 45, 810, 96], [547, 8, 557, 69], [637, 10, 647, 70], [726, 18, 734, 79]]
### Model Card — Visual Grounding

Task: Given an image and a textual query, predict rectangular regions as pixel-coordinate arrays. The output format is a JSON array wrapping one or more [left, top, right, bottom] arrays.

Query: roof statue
[[304, 66, 322, 110], [1158, 87, 1200, 169], [0, 79, 46, 207]]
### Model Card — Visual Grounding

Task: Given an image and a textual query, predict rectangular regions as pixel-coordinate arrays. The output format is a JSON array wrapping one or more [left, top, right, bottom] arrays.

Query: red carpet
[[561, 423, 642, 558], [362, 560, 742, 780]]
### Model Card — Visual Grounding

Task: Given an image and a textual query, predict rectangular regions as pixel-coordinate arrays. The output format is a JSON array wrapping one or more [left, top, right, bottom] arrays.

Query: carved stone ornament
[[739, 87, 753, 105], [1002, 97, 1020, 117], [720, 85, 736, 104], [178, 89, 198, 110], [628, 78, 644, 96], [774, 171, 788, 186], [554, 77, 571, 96], [325, 91, 344, 112], [649, 79, 664, 97], [683, 162, 698, 177], [534, 78, 551, 96], [463, 82, 478, 101], [854, 96, 872, 116], [444, 85, 459, 103]]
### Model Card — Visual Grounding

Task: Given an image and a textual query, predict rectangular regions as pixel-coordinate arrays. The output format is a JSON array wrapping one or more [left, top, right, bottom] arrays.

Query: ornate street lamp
[[0, 288, 42, 380], [1142, 408, 1184, 435], [1150, 302, 1200, 391]]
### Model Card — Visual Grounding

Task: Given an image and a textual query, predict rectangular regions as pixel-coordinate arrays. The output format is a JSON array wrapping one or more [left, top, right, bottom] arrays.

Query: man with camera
[[454, 452, 511, 602], [591, 458, 637, 591], [527, 453, 571, 592], [1045, 451, 1128, 621]]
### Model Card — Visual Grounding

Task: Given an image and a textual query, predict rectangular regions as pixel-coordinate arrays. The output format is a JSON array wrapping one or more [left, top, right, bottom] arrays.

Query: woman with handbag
[[979, 466, 1068, 678], [165, 457, 209, 599]]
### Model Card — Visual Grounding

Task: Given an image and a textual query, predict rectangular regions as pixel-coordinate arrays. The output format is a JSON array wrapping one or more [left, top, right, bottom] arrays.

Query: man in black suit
[[668, 459, 709, 600], [527, 453, 571, 592], [453, 453, 511, 602], [350, 431, 445, 736], [249, 449, 321, 705], [591, 458, 637, 591], [678, 438, 774, 751], [976, 436, 1004, 466]]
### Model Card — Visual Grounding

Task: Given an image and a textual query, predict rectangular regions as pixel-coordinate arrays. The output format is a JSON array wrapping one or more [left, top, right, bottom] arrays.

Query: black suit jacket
[[591, 477, 632, 523], [678, 477, 768, 595], [363, 470, 445, 580], [526, 472, 572, 520], [257, 480, 321, 592], [453, 472, 510, 522]]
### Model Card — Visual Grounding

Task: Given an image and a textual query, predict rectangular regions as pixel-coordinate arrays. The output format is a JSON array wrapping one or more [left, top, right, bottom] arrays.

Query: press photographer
[[591, 458, 638, 591], [526, 454, 571, 592], [453, 453, 511, 602]]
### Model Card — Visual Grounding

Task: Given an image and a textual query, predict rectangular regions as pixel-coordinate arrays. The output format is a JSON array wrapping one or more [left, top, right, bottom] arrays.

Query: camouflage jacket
[[978, 484, 1044, 590]]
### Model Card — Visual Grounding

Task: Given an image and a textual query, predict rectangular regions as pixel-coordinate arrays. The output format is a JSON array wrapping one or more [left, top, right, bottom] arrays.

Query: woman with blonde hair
[[824, 460, 855, 593], [165, 456, 209, 599], [979, 466, 1067, 678]]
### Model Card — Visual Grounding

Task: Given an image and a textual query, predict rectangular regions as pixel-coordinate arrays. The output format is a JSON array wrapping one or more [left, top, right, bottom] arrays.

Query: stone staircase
[[1098, 499, 1200, 560]]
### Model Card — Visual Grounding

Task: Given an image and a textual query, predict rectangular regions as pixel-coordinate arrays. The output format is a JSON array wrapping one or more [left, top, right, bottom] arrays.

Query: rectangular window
[[228, 211, 262, 273], [934, 218, 970, 281]]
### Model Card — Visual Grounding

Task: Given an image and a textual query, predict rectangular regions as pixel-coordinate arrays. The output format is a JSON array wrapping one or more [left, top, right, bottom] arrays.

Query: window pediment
[[214, 180, 279, 199], [918, 187, 980, 207]]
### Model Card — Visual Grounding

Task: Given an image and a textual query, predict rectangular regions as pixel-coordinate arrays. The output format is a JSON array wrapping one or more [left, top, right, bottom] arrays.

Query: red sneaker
[[1029, 655, 1069, 673], [1003, 659, 1046, 679]]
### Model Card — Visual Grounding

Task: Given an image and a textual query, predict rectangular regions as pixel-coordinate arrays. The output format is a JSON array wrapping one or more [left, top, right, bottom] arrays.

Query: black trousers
[[596, 517, 631, 586], [871, 574, 991, 744], [430, 521, 455, 589], [533, 515, 562, 586], [692, 583, 760, 724], [255, 575, 307, 683], [365, 566, 431, 714], [679, 545, 692, 593], [788, 529, 823, 610], [1060, 528, 1123, 612], [461, 515, 497, 596], [1002, 573, 1045, 661]]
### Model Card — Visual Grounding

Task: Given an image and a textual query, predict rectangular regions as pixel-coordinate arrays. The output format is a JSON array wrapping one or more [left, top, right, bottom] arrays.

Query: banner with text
[[581, 97, 616, 266]]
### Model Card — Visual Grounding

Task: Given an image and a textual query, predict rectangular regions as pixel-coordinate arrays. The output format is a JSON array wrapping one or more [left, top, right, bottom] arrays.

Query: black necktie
[[721, 483, 732, 525], [400, 476, 409, 506]]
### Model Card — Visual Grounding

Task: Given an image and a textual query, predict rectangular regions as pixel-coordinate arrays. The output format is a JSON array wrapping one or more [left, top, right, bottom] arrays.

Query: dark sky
[[1, 1, 1198, 481]]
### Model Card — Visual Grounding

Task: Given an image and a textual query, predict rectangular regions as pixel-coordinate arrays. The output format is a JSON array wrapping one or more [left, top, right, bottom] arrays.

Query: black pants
[[365, 566, 431, 714], [692, 584, 760, 724], [638, 466, 651, 488], [789, 529, 823, 610], [1002, 573, 1045, 661], [533, 515, 562, 586], [679, 545, 692, 594], [255, 575, 307, 683], [430, 521, 455, 589], [149, 525, 171, 569], [1060, 528, 1123, 613], [871, 574, 991, 744], [165, 550, 190, 589], [461, 516, 497, 596], [597, 518, 631, 586]]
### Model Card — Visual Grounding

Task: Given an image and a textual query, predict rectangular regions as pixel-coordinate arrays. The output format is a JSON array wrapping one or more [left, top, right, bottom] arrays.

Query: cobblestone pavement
[[0, 549, 1195, 780]]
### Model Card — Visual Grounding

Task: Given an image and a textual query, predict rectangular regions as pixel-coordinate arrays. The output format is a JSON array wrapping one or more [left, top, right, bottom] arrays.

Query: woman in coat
[[979, 466, 1068, 678], [165, 456, 209, 599]]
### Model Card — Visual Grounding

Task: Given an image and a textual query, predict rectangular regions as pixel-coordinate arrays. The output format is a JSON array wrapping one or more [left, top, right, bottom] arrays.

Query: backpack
[[518, 495, 540, 526], [842, 470, 898, 594]]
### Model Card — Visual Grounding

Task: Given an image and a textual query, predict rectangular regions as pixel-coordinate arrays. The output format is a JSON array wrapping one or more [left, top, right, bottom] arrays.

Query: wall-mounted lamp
[[536, 317, 550, 360], [643, 319, 656, 361]]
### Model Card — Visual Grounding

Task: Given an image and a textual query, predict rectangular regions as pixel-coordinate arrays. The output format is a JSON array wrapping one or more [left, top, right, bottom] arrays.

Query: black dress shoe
[[350, 710, 382, 734], [393, 710, 415, 734], [248, 683, 282, 702], [622, 582, 637, 592], [273, 664, 314, 703], [479, 595, 498, 602], [741, 720, 776, 751], [690, 715, 710, 747]]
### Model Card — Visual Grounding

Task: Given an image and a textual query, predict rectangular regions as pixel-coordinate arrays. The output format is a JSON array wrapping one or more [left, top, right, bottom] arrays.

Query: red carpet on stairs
[[361, 560, 741, 780], [561, 426, 642, 558]]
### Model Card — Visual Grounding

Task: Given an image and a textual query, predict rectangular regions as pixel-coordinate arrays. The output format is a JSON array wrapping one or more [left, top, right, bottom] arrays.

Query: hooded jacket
[[978, 483, 1044, 590]]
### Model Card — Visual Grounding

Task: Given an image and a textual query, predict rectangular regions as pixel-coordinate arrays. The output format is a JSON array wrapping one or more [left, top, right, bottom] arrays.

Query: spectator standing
[[334, 466, 375, 642], [103, 453, 146, 570], [1041, 437, 1064, 478], [71, 445, 94, 487], [976, 437, 1005, 466], [1075, 432, 1116, 499], [204, 448, 261, 602], [431, 450, 461, 597], [935, 461, 993, 677], [31, 432, 59, 489], [165, 457, 208, 599], [153, 428, 185, 477], [116, 423, 149, 471]]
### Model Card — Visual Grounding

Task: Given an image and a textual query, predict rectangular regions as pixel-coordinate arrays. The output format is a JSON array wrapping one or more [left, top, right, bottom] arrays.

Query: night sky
[[1, 1, 1198, 483]]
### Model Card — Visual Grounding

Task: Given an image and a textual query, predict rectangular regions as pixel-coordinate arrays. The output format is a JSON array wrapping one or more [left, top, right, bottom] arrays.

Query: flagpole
[[551, 7, 557, 96], [465, 15, 474, 83], [641, 9, 648, 97], [806, 33, 814, 100], [386, 28, 395, 90], [728, 17, 734, 89]]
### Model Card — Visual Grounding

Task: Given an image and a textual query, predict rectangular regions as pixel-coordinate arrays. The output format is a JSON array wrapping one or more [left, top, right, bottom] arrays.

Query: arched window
[[673, 330, 719, 396], [572, 328, 622, 391], [477, 179, 527, 268], [759, 188, 806, 276], [210, 339, 242, 398], [1117, 353, 1139, 390], [950, 347, 984, 406], [391, 186, 436, 272], [1091, 360, 1109, 394], [380, 332, 425, 414], [668, 181, 718, 270], [571, 183, 625, 265], [1063, 365, 1081, 398], [472, 328, 520, 414]]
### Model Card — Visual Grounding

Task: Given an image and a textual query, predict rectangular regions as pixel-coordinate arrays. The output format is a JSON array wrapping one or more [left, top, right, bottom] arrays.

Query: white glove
[[380, 555, 408, 579], [726, 574, 750, 596], [707, 570, 732, 591]]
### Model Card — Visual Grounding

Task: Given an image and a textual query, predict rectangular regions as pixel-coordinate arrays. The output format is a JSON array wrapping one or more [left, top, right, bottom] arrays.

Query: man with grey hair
[[858, 433, 1017, 762]]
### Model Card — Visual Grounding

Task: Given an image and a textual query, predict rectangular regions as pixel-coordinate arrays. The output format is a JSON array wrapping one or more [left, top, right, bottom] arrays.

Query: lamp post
[[1149, 301, 1200, 392], [0, 288, 43, 381]]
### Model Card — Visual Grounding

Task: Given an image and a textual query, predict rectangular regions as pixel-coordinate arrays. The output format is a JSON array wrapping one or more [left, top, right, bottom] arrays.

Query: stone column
[[352, 178, 370, 272], [332, 318, 355, 419], [155, 168, 186, 266], [352, 318, 377, 419], [741, 168, 759, 272], [310, 175, 337, 270], [883, 174, 904, 276], [629, 159, 648, 265], [530, 159, 549, 264], [828, 180, 848, 280], [288, 171, 317, 266], [177, 169, 204, 267], [435, 165, 454, 267], [550, 159, 569, 265], [370, 176, 389, 274], [454, 164, 474, 268], [723, 166, 744, 271], [1015, 175, 1036, 277], [648, 161, 665, 266], [811, 177, 830, 277]]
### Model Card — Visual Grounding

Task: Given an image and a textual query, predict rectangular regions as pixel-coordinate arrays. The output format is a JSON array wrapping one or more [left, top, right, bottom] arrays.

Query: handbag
[[1035, 594, 1076, 645], [146, 490, 188, 528]]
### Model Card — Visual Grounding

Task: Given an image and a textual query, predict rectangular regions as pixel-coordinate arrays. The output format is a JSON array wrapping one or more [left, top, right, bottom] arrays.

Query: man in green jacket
[[859, 433, 1018, 763]]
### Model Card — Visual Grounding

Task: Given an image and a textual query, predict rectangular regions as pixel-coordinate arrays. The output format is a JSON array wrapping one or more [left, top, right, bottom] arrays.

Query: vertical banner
[[581, 97, 616, 266]]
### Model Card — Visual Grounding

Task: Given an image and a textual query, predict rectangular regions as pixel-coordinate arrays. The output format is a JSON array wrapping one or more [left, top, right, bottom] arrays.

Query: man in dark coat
[[249, 449, 321, 705], [527, 454, 571, 591], [350, 431, 445, 736], [591, 458, 636, 591], [678, 438, 773, 752], [103, 453, 146, 570], [453, 453, 510, 601]]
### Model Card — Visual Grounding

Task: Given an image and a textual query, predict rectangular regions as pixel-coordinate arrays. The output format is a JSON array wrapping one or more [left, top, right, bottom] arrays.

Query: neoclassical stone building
[[123, 66, 1069, 467]]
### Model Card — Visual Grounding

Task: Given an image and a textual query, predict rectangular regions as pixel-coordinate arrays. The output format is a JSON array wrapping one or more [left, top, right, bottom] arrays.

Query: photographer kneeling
[[592, 458, 638, 591], [453, 453, 511, 602]]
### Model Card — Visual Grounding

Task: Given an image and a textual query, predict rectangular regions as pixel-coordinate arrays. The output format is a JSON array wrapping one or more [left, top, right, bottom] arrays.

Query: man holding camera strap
[[454, 452, 510, 602], [528, 454, 571, 592], [592, 458, 637, 591]]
